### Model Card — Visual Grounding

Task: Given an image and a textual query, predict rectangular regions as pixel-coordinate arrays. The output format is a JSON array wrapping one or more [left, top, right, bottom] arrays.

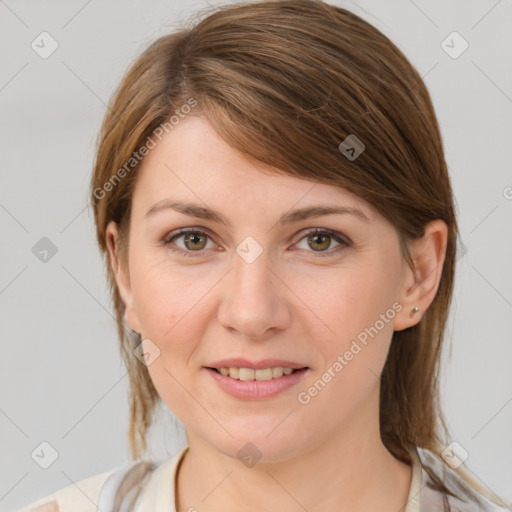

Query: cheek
[[294, 273, 397, 425], [129, 253, 220, 368], [131, 252, 215, 336], [132, 260, 213, 419], [301, 260, 398, 337], [300, 259, 400, 384]]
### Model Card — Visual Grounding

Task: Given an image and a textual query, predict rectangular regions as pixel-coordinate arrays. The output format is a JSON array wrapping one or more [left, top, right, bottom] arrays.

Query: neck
[[175, 413, 412, 512]]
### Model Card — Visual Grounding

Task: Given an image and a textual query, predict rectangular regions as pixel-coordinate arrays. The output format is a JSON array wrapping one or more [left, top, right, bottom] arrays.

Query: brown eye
[[295, 229, 349, 256], [307, 232, 332, 251], [182, 232, 208, 251], [164, 229, 214, 257]]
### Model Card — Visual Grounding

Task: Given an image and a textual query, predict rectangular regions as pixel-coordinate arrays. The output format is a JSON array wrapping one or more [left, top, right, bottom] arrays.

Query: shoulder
[[416, 446, 510, 512], [16, 447, 190, 512], [134, 446, 189, 509], [15, 464, 125, 512]]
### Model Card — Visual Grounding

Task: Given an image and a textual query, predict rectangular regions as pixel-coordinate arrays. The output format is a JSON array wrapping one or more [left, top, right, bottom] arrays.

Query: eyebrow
[[144, 200, 371, 227]]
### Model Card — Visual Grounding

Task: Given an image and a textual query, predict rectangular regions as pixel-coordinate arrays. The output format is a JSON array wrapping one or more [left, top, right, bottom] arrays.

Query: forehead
[[131, 115, 378, 222]]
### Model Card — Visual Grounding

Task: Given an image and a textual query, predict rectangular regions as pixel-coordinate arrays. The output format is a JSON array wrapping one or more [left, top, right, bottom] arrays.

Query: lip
[[205, 358, 308, 370], [204, 367, 310, 400]]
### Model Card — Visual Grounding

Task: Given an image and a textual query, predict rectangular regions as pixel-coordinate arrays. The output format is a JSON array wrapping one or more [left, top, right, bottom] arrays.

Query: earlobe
[[393, 220, 448, 332], [105, 221, 141, 333]]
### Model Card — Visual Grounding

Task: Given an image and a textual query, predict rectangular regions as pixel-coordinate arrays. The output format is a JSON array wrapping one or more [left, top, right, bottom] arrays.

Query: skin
[[106, 115, 447, 512]]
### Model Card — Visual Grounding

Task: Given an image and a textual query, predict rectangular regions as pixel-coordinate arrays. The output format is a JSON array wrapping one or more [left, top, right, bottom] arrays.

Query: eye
[[164, 229, 216, 257], [294, 229, 350, 256]]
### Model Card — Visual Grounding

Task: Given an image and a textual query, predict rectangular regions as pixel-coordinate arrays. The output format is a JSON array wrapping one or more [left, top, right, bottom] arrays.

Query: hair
[[89, 0, 499, 505]]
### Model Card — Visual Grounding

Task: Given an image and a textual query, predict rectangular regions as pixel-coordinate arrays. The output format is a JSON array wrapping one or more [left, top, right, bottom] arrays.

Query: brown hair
[[89, 0, 496, 504]]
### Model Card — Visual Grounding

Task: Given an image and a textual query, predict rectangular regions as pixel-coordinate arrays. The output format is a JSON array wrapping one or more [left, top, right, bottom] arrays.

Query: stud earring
[[411, 306, 420, 315]]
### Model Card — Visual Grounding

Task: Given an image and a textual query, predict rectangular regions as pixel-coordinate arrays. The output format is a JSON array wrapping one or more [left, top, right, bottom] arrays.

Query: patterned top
[[17, 444, 509, 511]]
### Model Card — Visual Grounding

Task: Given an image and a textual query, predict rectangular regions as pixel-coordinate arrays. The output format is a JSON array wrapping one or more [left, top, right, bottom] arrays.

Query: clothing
[[16, 445, 508, 511]]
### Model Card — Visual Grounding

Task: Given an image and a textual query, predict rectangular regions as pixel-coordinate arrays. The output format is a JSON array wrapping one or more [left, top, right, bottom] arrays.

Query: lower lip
[[204, 367, 309, 400]]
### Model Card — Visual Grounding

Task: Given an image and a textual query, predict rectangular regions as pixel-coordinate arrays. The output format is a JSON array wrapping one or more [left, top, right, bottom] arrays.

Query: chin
[[204, 426, 308, 466]]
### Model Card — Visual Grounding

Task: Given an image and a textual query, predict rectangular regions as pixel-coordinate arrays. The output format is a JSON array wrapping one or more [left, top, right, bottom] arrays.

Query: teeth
[[216, 367, 299, 380], [272, 367, 283, 378], [239, 368, 255, 381]]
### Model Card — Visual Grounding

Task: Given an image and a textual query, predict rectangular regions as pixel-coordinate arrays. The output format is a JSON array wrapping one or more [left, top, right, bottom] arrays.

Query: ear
[[393, 219, 448, 331], [105, 220, 142, 334]]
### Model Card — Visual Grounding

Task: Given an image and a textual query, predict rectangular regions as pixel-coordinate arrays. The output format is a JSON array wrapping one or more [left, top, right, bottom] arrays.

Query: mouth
[[206, 366, 308, 381], [204, 366, 310, 400]]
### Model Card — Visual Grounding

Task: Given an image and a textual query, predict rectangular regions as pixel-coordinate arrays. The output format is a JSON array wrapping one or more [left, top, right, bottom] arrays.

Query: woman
[[18, 0, 508, 510]]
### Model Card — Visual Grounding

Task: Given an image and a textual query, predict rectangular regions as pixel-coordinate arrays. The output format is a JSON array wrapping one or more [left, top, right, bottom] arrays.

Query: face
[[107, 115, 418, 462]]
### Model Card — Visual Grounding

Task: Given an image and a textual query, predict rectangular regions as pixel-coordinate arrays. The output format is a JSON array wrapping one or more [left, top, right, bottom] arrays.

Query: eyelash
[[163, 228, 351, 258]]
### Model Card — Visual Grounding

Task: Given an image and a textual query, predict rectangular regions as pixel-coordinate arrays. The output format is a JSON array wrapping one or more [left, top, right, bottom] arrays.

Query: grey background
[[1, 0, 511, 510]]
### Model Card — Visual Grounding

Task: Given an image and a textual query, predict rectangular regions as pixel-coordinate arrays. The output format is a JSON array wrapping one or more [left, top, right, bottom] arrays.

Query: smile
[[204, 367, 310, 400], [212, 366, 299, 380]]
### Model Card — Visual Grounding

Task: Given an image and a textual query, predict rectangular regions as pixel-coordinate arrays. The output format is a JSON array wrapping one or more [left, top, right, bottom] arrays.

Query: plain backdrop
[[1, 0, 511, 510]]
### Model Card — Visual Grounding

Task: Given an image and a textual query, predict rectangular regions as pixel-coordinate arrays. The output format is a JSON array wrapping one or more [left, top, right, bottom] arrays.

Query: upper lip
[[206, 358, 309, 370]]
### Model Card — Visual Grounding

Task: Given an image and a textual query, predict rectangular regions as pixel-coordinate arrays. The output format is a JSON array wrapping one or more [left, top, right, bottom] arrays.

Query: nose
[[217, 248, 292, 340]]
